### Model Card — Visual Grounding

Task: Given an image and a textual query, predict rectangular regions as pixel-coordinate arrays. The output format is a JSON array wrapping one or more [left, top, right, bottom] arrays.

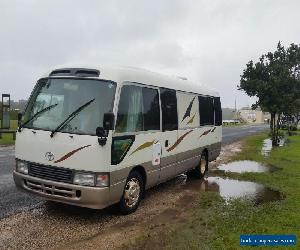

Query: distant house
[[222, 119, 239, 125], [239, 107, 270, 124], [222, 108, 241, 125]]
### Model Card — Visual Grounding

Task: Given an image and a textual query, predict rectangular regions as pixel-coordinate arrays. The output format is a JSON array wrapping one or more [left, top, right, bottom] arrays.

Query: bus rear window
[[199, 96, 214, 126]]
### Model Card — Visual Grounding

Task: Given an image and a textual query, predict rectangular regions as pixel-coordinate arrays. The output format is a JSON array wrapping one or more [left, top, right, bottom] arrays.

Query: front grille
[[24, 180, 81, 198], [29, 163, 73, 183]]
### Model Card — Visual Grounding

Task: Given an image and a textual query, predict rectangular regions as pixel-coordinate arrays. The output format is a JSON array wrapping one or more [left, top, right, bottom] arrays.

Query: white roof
[[41, 64, 219, 97]]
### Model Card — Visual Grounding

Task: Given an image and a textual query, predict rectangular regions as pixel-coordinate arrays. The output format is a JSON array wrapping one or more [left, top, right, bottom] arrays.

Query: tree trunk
[[288, 115, 292, 136], [276, 114, 281, 144], [270, 113, 274, 132], [270, 113, 278, 146]]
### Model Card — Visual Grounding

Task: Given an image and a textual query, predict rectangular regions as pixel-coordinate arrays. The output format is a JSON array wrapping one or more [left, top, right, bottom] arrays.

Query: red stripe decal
[[167, 130, 193, 152], [199, 129, 211, 138], [54, 145, 92, 163]]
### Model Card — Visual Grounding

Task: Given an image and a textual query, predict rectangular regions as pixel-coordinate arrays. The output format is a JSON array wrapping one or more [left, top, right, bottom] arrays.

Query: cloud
[[0, 0, 299, 108]]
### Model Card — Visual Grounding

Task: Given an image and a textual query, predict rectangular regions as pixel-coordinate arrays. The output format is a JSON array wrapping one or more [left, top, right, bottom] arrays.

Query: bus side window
[[115, 85, 160, 133], [198, 96, 214, 126], [160, 88, 178, 131], [214, 97, 222, 126], [142, 87, 160, 131]]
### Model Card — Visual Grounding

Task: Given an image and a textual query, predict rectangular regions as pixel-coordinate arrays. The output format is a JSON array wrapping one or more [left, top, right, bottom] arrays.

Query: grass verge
[[222, 122, 246, 127], [122, 132, 300, 249], [0, 120, 17, 145]]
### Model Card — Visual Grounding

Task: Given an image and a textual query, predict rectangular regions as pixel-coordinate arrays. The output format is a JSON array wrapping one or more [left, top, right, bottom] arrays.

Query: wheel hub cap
[[124, 178, 140, 207], [200, 158, 207, 174]]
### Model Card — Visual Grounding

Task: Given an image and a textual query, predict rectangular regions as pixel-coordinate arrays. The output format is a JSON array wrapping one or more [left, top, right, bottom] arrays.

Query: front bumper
[[13, 171, 112, 209]]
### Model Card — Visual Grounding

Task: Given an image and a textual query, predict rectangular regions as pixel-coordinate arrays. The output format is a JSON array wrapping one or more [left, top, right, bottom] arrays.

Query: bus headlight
[[73, 172, 109, 187], [16, 160, 29, 175], [73, 172, 95, 186]]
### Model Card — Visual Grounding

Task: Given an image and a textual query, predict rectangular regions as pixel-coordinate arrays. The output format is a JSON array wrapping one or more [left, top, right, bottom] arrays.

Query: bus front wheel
[[119, 171, 144, 214]]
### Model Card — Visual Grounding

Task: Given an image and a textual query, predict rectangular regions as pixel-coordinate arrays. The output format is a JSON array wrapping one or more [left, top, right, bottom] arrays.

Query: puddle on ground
[[261, 138, 286, 156], [174, 175, 283, 205], [205, 177, 283, 204], [217, 160, 272, 173]]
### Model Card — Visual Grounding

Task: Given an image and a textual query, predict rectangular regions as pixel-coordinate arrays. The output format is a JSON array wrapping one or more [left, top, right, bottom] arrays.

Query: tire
[[187, 151, 208, 179], [119, 171, 144, 214]]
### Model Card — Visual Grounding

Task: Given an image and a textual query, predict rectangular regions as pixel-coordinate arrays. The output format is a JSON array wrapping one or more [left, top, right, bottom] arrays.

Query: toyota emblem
[[45, 152, 55, 161]]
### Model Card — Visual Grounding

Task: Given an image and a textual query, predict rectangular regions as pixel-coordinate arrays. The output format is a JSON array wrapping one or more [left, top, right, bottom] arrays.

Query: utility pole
[[234, 98, 238, 122], [235, 98, 236, 112]]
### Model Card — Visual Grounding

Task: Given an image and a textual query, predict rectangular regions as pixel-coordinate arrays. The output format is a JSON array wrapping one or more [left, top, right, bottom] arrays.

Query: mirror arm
[[98, 136, 107, 146]]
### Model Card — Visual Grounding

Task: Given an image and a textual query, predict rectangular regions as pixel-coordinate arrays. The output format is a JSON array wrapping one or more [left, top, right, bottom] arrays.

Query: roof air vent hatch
[[50, 68, 100, 77]]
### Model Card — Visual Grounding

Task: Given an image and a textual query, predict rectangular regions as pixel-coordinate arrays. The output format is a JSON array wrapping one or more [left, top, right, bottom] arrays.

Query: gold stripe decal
[[167, 130, 193, 152], [130, 140, 157, 156], [186, 112, 196, 125], [54, 145, 92, 163]]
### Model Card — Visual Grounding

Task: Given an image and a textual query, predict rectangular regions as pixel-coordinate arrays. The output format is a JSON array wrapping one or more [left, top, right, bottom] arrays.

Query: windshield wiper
[[50, 98, 95, 138], [18, 103, 58, 132]]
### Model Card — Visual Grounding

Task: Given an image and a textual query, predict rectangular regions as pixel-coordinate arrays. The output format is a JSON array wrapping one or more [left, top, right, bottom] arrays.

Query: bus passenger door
[[112, 84, 162, 189], [159, 88, 179, 182]]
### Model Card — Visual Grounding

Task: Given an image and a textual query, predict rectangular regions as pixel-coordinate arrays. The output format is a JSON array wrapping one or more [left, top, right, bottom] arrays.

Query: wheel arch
[[202, 148, 209, 159], [130, 165, 147, 188]]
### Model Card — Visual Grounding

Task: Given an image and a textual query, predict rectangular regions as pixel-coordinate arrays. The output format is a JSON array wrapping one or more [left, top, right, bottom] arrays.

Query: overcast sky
[[1, 0, 299, 108]]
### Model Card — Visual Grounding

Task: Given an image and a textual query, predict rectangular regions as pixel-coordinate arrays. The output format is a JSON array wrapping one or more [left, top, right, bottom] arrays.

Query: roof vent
[[75, 69, 99, 77], [50, 69, 71, 76], [49, 68, 100, 77]]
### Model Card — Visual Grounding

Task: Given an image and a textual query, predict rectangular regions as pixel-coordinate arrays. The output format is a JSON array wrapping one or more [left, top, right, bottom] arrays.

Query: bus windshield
[[23, 78, 116, 135]]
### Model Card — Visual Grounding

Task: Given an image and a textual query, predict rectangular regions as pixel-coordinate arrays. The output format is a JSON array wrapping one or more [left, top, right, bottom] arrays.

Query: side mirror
[[96, 127, 106, 137], [103, 112, 115, 131], [96, 127, 107, 146]]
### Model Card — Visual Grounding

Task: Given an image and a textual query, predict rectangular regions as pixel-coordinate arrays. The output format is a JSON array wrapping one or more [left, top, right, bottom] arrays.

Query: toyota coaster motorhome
[[14, 65, 222, 214]]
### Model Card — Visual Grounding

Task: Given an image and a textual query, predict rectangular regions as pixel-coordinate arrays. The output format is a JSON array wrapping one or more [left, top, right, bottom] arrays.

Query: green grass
[[0, 120, 17, 145], [122, 132, 300, 250], [222, 122, 246, 127]]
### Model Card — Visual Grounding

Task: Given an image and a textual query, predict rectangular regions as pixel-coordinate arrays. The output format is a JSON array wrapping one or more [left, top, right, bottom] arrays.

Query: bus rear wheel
[[119, 171, 144, 214], [187, 151, 208, 179]]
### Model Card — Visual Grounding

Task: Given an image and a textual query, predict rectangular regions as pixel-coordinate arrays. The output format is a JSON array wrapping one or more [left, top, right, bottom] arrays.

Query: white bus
[[14, 65, 222, 214]]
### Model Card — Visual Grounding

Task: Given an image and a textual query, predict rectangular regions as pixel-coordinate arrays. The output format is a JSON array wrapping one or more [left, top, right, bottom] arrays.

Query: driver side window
[[116, 84, 160, 133]]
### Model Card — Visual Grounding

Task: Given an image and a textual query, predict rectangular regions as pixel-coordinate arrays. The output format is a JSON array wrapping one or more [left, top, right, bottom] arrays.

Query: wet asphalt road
[[0, 124, 268, 219], [0, 147, 42, 219], [222, 124, 269, 144]]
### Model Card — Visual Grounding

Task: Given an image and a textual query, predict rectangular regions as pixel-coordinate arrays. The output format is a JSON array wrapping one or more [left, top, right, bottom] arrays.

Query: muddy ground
[[0, 141, 243, 250]]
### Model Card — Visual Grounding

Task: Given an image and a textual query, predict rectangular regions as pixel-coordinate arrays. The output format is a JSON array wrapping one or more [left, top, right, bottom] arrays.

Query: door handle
[[165, 140, 169, 147]]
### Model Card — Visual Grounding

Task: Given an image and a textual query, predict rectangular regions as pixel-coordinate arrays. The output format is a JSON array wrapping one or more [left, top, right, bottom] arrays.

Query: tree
[[238, 42, 300, 145]]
